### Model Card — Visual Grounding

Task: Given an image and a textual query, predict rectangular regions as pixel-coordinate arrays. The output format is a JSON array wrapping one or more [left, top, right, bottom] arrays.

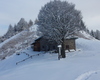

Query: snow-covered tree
[[16, 18, 29, 31], [90, 30, 95, 37], [34, 19, 38, 24], [80, 20, 86, 31], [95, 30, 100, 40], [28, 19, 33, 27], [0, 18, 33, 43], [14, 24, 17, 32], [4, 24, 15, 38], [0, 36, 3, 43], [90, 30, 100, 40], [37, 0, 84, 58], [85, 28, 90, 34]]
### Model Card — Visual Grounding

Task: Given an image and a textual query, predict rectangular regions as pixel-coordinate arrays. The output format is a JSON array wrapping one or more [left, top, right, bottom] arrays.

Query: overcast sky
[[0, 0, 100, 36]]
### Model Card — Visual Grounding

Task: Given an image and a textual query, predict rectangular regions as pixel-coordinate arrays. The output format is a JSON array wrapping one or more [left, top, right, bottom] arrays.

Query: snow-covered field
[[0, 38, 100, 80]]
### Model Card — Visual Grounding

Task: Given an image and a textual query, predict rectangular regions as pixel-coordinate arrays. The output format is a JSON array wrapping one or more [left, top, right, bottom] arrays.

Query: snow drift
[[0, 38, 100, 80]]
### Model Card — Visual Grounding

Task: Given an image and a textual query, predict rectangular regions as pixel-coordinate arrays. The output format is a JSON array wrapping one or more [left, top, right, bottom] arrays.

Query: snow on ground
[[29, 24, 38, 32], [0, 31, 27, 48], [75, 31, 95, 40], [0, 38, 100, 80]]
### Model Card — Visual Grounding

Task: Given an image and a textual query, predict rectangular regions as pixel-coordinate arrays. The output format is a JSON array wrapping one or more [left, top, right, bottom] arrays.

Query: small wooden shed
[[31, 36, 77, 52], [64, 37, 77, 51]]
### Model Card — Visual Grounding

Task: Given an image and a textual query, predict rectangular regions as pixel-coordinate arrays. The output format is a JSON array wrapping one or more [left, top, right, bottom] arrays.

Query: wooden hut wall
[[40, 38, 49, 51], [40, 38, 58, 51], [64, 39, 76, 50], [33, 40, 41, 51], [32, 37, 77, 52]]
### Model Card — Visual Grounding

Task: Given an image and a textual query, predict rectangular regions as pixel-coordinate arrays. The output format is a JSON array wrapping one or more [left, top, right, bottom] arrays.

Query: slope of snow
[[0, 25, 38, 59], [75, 31, 95, 40], [0, 24, 38, 48], [0, 38, 100, 80], [0, 31, 25, 48]]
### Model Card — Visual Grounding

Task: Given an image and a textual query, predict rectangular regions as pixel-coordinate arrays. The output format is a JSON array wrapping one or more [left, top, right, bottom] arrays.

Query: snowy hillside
[[75, 31, 95, 40], [0, 38, 100, 80], [0, 23, 95, 60], [0, 25, 38, 60]]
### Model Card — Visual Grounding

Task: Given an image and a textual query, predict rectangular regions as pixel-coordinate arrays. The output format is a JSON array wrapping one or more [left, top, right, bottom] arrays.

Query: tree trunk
[[61, 38, 66, 58]]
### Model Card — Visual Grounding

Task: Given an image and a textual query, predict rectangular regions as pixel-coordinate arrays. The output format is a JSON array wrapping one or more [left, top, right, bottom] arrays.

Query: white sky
[[0, 0, 100, 36]]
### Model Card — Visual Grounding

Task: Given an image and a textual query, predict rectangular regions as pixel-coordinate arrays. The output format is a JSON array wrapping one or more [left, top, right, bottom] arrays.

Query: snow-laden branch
[[37, 0, 85, 45]]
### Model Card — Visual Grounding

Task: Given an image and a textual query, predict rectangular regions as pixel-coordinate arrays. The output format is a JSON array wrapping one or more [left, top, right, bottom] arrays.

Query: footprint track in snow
[[75, 70, 100, 80]]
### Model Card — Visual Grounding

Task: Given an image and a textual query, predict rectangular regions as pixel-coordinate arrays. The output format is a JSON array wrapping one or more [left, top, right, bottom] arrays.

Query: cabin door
[[34, 42, 40, 51]]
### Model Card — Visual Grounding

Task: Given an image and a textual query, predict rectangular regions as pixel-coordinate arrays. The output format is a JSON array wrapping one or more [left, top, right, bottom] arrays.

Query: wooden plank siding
[[33, 40, 41, 51], [64, 39, 76, 51]]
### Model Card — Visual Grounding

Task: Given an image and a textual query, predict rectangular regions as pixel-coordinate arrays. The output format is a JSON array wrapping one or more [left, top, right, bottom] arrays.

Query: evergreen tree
[[34, 19, 38, 24], [4, 24, 15, 38], [16, 18, 28, 31], [80, 20, 86, 31], [95, 30, 100, 40], [28, 19, 33, 27], [85, 28, 90, 34], [90, 30, 95, 37], [14, 24, 17, 32]]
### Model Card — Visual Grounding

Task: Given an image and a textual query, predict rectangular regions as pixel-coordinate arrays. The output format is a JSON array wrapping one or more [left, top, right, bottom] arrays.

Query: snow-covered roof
[[34, 36, 42, 41], [65, 35, 78, 40], [31, 36, 42, 45]]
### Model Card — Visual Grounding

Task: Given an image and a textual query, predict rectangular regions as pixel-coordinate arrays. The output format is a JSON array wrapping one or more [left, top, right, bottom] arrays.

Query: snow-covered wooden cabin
[[31, 37, 58, 51], [31, 36, 77, 52]]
